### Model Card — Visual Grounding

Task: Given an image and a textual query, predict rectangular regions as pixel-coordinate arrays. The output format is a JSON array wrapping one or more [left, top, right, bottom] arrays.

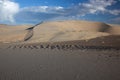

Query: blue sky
[[0, 0, 120, 24]]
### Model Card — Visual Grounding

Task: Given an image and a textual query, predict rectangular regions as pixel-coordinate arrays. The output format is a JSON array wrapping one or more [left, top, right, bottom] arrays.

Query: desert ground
[[0, 20, 120, 80]]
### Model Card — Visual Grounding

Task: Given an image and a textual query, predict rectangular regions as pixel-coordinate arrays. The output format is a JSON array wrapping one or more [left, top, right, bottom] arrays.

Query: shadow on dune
[[24, 30, 33, 41], [98, 23, 111, 32], [24, 21, 43, 41]]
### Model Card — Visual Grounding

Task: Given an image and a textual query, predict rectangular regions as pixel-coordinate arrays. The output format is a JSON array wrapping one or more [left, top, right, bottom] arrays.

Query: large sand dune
[[0, 20, 120, 44]]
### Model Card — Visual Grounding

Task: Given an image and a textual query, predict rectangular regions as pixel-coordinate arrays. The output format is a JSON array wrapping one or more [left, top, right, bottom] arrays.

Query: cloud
[[67, 0, 117, 16], [11, 0, 120, 24], [21, 6, 64, 14], [0, 0, 19, 23], [21, 6, 63, 12], [108, 9, 120, 15], [15, 6, 64, 24]]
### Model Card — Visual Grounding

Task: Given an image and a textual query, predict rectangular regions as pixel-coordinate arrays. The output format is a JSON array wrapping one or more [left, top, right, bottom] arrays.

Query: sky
[[0, 0, 120, 24]]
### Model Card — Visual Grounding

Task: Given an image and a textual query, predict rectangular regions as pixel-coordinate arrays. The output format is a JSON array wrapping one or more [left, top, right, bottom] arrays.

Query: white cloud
[[108, 9, 120, 15], [0, 0, 19, 23], [21, 6, 48, 13], [77, 0, 116, 15], [21, 6, 63, 14]]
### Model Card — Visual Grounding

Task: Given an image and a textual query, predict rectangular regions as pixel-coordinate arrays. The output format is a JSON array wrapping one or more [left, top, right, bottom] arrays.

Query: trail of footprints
[[7, 44, 120, 51]]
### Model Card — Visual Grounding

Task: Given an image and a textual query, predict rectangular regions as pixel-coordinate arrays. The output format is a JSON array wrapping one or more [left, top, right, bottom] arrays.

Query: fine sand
[[0, 20, 120, 80]]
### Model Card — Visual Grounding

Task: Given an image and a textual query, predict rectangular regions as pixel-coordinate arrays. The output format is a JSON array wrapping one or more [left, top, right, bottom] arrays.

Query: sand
[[0, 25, 30, 43], [0, 45, 120, 80], [108, 24, 120, 35], [0, 20, 120, 80]]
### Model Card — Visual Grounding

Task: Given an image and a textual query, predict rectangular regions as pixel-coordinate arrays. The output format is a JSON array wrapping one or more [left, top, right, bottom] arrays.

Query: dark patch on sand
[[5, 35, 120, 51]]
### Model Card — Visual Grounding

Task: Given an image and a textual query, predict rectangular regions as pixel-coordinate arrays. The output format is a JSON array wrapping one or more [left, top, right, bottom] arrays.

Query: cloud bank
[[0, 0, 19, 23]]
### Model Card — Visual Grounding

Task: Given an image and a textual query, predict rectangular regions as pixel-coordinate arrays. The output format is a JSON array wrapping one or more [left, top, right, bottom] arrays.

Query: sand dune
[[0, 20, 120, 43], [25, 20, 118, 43]]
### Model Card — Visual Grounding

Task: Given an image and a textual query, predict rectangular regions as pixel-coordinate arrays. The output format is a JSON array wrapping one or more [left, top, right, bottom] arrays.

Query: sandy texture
[[0, 45, 120, 80]]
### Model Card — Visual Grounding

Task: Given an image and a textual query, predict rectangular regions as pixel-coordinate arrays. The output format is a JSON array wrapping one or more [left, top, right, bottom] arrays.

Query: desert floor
[[0, 45, 120, 80]]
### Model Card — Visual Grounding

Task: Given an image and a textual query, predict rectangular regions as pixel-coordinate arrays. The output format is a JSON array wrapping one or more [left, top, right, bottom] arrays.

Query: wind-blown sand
[[0, 20, 120, 80]]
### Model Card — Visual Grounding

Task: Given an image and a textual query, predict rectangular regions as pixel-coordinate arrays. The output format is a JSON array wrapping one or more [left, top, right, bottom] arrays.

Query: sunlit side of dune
[[27, 20, 112, 43]]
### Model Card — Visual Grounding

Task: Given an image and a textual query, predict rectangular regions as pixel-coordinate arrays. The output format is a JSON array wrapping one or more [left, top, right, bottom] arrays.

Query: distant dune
[[0, 20, 120, 44], [0, 25, 30, 43]]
